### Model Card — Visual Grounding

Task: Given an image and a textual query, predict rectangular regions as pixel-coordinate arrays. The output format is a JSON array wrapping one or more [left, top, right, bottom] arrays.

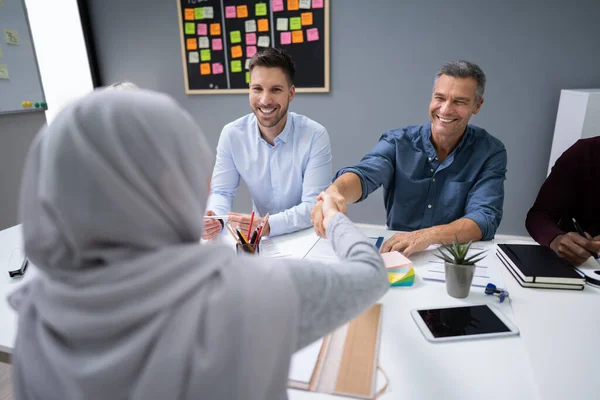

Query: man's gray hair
[[435, 60, 486, 102]]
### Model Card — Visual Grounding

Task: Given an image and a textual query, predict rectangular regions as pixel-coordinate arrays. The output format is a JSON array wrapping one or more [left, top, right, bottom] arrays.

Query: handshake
[[310, 189, 348, 238]]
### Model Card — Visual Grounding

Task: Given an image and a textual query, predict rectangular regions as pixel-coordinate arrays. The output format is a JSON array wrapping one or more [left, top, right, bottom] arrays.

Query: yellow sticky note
[[200, 49, 211, 62], [185, 23, 195, 35], [289, 17, 302, 30], [255, 3, 267, 16], [186, 38, 198, 50], [194, 7, 204, 19], [200, 63, 211, 75], [301, 12, 313, 26], [184, 8, 195, 20], [246, 71, 250, 84], [0, 63, 9, 79], [237, 5, 248, 18], [231, 45, 243, 59], [230, 30, 242, 43], [257, 19, 269, 32], [210, 23, 221, 36], [288, 0, 299, 11], [4, 29, 19, 45], [231, 60, 242, 73], [292, 30, 304, 43]]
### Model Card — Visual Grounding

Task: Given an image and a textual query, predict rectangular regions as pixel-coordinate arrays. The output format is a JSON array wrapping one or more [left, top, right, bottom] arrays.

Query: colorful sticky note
[[299, 0, 311, 9], [200, 63, 211, 75], [199, 37, 210, 48], [184, 23, 195, 35], [231, 45, 243, 59], [186, 38, 198, 50], [194, 7, 204, 19], [212, 38, 223, 50], [197, 23, 207, 35], [231, 60, 242, 73], [246, 45, 257, 58], [210, 23, 221, 36], [237, 5, 248, 18], [200, 49, 211, 61], [0, 63, 8, 79], [189, 51, 199, 63], [312, 0, 323, 8], [230, 30, 242, 43], [388, 267, 415, 287], [246, 33, 257, 45], [306, 27, 319, 41], [272, 0, 284, 12], [203, 7, 214, 19], [381, 251, 413, 269], [245, 59, 251, 69], [280, 31, 292, 45], [301, 12, 313, 25], [288, 0, 299, 11], [212, 63, 224, 74], [257, 35, 270, 47], [225, 6, 236, 18], [255, 3, 267, 16], [246, 71, 250, 84], [245, 20, 257, 33], [276, 18, 288, 31], [289, 17, 302, 30], [184, 8, 195, 20], [292, 30, 304, 43], [258, 19, 269, 32]]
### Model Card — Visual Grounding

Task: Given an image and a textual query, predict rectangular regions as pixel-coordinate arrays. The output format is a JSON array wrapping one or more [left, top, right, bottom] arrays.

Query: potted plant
[[435, 237, 486, 298]]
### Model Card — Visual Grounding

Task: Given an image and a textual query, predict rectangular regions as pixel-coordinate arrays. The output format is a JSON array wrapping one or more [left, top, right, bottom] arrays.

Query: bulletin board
[[0, 0, 46, 114], [176, 0, 329, 94]]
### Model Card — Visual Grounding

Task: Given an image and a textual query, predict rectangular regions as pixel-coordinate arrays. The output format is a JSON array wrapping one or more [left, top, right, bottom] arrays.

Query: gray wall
[[88, 0, 600, 235], [0, 112, 45, 229]]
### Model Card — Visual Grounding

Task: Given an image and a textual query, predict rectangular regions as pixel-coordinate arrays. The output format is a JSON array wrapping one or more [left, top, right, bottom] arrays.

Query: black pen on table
[[572, 218, 600, 261], [9, 257, 29, 278]]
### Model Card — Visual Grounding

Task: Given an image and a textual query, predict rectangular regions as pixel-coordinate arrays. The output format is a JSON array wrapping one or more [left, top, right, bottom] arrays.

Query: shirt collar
[[422, 122, 474, 157], [254, 112, 292, 145]]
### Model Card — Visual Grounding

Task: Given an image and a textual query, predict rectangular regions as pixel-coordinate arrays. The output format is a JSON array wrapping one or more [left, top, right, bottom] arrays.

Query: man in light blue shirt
[[203, 48, 332, 239], [311, 60, 507, 255]]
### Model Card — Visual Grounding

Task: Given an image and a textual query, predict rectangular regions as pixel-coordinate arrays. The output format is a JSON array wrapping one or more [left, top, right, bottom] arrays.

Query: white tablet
[[411, 304, 519, 342]]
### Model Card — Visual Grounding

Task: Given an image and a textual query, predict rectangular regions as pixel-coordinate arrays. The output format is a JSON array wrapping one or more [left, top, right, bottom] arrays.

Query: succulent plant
[[435, 236, 486, 265]]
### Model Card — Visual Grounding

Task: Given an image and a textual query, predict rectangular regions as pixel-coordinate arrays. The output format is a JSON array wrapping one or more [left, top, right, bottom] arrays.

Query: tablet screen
[[417, 305, 510, 338]]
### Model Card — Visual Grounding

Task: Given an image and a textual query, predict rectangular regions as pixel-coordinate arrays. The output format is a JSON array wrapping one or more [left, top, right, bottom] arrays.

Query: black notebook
[[497, 244, 585, 290]]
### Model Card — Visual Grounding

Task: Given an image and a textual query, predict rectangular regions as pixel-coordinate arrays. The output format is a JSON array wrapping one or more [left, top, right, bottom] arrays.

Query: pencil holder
[[236, 243, 260, 255]]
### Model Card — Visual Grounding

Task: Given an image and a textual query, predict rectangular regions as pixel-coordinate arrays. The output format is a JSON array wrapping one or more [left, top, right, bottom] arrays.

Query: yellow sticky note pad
[[292, 30, 304, 43], [184, 8, 195, 20], [194, 7, 204, 19], [200, 63, 211, 75], [231, 45, 243, 59], [230, 30, 242, 43], [255, 3, 267, 16], [200, 49, 211, 61], [301, 12, 313, 26], [186, 38, 198, 50], [289, 17, 302, 30], [210, 23, 221, 36], [387, 267, 415, 287], [237, 5, 248, 18], [287, 0, 299, 11], [4, 29, 19, 45], [231, 60, 242, 73], [0, 63, 9, 79], [257, 19, 269, 32], [185, 23, 195, 35]]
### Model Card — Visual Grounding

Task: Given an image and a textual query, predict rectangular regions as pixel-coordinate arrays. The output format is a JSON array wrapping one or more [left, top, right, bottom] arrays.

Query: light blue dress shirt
[[207, 112, 332, 237]]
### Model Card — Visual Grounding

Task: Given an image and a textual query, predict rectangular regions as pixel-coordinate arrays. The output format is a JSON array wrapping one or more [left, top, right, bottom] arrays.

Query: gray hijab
[[8, 90, 299, 400]]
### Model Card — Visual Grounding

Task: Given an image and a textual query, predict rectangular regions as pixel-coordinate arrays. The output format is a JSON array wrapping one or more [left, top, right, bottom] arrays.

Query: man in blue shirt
[[204, 48, 332, 239], [311, 60, 506, 255]]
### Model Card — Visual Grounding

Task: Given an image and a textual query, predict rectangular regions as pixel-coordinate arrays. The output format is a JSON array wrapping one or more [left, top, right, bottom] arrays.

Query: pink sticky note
[[312, 0, 323, 8], [280, 31, 292, 45], [212, 63, 224, 74], [197, 24, 208, 36], [306, 27, 319, 42], [381, 251, 413, 270], [212, 38, 223, 50], [246, 33, 257, 45], [225, 6, 236, 18], [246, 46, 257, 58], [272, 0, 284, 12]]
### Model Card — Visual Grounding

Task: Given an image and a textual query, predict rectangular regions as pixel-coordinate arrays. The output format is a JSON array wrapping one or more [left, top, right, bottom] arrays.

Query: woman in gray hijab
[[8, 89, 388, 400]]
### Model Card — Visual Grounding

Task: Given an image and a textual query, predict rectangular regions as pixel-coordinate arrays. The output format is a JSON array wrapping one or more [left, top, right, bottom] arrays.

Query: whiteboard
[[0, 0, 46, 115]]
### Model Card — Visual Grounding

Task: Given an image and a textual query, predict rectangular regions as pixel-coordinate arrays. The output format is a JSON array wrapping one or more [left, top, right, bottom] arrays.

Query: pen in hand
[[572, 218, 600, 261]]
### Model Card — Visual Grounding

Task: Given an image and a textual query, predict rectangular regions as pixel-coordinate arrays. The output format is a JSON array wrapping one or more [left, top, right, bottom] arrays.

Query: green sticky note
[[194, 7, 204, 19], [230, 30, 242, 43], [231, 60, 242, 73], [200, 49, 211, 62], [185, 22, 195, 35], [255, 3, 267, 16], [290, 17, 302, 30], [245, 71, 250, 83]]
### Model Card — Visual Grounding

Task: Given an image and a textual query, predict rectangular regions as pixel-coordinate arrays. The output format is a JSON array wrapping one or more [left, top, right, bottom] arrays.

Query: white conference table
[[1, 223, 599, 399]]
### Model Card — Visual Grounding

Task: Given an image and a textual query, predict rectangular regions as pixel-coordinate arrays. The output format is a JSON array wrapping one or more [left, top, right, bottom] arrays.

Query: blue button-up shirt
[[335, 123, 506, 240], [207, 112, 332, 237]]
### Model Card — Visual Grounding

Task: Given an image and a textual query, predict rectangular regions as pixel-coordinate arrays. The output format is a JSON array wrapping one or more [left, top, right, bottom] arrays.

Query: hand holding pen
[[550, 218, 600, 266], [572, 218, 600, 265]]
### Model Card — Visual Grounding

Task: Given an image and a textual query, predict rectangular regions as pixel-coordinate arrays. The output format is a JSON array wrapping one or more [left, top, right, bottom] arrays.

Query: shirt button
[[428, 204, 432, 209], [428, 157, 432, 161], [430, 169, 434, 173], [432, 178, 436, 182]]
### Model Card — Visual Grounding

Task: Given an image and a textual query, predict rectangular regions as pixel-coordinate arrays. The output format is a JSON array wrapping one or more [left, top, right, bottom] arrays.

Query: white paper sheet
[[288, 338, 324, 383]]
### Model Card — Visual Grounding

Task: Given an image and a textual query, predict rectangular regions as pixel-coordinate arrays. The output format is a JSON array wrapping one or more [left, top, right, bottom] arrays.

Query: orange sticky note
[[210, 23, 221, 36], [301, 12, 313, 26], [292, 30, 304, 43], [288, 0, 299, 11], [237, 5, 248, 18], [231, 45, 243, 59], [186, 38, 198, 50], [200, 63, 211, 75], [257, 19, 269, 32], [184, 9, 195, 21]]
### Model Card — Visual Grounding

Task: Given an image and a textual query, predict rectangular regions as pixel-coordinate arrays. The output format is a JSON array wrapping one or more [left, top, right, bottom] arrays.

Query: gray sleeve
[[285, 212, 389, 350]]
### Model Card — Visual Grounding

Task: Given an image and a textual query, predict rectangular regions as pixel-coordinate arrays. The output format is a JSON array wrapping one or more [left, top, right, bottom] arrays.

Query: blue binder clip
[[485, 283, 509, 303]]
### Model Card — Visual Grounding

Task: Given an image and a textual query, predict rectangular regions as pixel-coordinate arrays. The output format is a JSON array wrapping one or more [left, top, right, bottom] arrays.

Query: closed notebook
[[497, 244, 584, 289]]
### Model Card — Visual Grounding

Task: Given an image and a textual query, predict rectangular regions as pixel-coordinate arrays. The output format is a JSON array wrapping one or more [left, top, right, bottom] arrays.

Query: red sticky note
[[212, 38, 223, 50], [272, 0, 284, 12], [280, 31, 292, 45], [312, 0, 323, 8], [246, 32, 257, 45], [306, 27, 319, 41], [197, 23, 207, 36], [212, 63, 224, 74], [225, 6, 236, 18], [246, 45, 257, 58]]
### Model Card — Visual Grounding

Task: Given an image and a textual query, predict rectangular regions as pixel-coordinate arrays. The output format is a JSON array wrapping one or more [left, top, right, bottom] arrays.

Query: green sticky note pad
[[290, 17, 302, 30], [230, 30, 242, 43], [185, 22, 195, 35], [255, 3, 267, 16], [200, 49, 211, 61], [231, 60, 242, 73], [245, 71, 250, 83], [194, 7, 204, 19]]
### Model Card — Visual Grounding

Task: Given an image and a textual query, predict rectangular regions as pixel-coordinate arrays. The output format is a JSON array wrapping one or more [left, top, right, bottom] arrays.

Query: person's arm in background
[[381, 146, 507, 255]]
